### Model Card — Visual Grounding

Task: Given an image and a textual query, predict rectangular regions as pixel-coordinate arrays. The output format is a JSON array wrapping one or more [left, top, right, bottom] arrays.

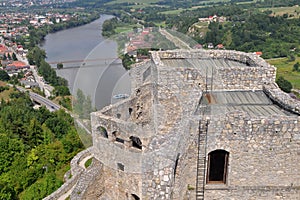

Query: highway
[[16, 86, 92, 134], [159, 28, 192, 50], [16, 86, 60, 111]]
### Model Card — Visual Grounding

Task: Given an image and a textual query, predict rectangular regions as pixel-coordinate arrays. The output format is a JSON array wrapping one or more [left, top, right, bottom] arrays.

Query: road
[[4, 37, 92, 134], [17, 85, 92, 134], [8, 44, 53, 98], [16, 86, 60, 111], [159, 28, 192, 50]]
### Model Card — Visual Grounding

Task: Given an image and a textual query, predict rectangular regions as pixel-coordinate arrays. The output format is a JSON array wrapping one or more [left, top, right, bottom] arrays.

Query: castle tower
[[87, 49, 300, 200]]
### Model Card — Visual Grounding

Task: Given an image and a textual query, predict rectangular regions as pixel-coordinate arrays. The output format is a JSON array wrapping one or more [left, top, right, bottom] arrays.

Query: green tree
[[0, 180, 16, 200], [0, 71, 10, 81], [293, 62, 299, 71], [54, 86, 70, 96], [82, 95, 93, 119], [288, 54, 296, 62], [74, 89, 85, 117], [57, 62, 63, 69], [27, 47, 46, 66], [276, 76, 292, 93]]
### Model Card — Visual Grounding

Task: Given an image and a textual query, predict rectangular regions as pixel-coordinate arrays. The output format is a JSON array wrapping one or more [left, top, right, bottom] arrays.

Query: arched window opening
[[117, 113, 121, 119], [113, 131, 124, 144], [97, 126, 108, 138], [131, 194, 140, 200], [130, 136, 142, 150], [207, 150, 229, 184], [129, 108, 133, 115]]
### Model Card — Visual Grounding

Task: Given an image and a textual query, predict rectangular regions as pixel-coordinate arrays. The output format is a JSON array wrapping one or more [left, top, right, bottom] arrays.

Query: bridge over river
[[49, 58, 121, 69]]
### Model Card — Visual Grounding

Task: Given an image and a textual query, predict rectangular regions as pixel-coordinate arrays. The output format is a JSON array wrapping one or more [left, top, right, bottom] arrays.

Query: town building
[[5, 61, 30, 72]]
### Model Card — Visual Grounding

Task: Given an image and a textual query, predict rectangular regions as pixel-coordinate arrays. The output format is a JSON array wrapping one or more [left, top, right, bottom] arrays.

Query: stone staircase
[[196, 119, 209, 200]]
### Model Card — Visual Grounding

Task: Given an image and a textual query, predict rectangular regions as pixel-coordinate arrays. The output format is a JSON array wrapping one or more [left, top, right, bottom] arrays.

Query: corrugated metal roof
[[197, 91, 297, 117]]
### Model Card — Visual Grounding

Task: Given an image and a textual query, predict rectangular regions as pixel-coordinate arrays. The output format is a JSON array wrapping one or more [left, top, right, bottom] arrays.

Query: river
[[41, 14, 131, 109]]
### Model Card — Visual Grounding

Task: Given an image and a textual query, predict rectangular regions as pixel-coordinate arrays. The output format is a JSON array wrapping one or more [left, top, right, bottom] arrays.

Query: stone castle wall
[[88, 49, 299, 200], [216, 66, 275, 90], [264, 83, 300, 115], [171, 118, 200, 200], [91, 50, 204, 199], [154, 50, 276, 91], [202, 111, 300, 199], [156, 49, 269, 68], [98, 166, 142, 199]]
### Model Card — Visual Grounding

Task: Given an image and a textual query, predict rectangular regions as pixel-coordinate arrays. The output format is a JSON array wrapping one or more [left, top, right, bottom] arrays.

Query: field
[[260, 5, 300, 18], [160, 0, 232, 15], [105, 0, 161, 5], [160, 5, 208, 15], [0, 81, 14, 100], [267, 57, 300, 89], [115, 24, 142, 34]]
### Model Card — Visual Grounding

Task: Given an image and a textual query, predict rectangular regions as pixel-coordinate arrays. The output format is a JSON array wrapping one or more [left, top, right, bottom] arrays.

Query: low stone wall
[[217, 66, 275, 90], [130, 60, 153, 90], [43, 147, 93, 200], [153, 49, 277, 91], [264, 83, 300, 115], [156, 49, 271, 68], [71, 159, 103, 199]]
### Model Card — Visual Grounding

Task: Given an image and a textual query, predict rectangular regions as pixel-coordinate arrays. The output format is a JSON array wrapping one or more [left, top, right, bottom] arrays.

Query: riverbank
[[42, 14, 131, 110]]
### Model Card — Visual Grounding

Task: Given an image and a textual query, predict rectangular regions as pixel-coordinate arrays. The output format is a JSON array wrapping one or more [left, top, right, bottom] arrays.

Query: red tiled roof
[[7, 61, 27, 68], [0, 44, 7, 52]]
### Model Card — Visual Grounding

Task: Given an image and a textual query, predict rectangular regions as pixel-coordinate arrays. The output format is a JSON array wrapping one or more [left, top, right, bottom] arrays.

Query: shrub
[[276, 76, 292, 93]]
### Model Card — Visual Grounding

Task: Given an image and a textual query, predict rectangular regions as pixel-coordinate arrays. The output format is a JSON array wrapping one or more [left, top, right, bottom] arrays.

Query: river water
[[41, 14, 131, 109]]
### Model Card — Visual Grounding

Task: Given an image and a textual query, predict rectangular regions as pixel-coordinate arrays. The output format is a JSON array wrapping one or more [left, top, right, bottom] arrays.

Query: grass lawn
[[115, 26, 134, 34], [260, 6, 300, 18], [154, 21, 166, 28], [160, 0, 232, 15], [236, 0, 256, 5], [115, 23, 142, 34], [161, 8, 186, 15], [160, 5, 206, 15], [267, 57, 300, 89], [105, 0, 160, 5], [0, 81, 14, 101]]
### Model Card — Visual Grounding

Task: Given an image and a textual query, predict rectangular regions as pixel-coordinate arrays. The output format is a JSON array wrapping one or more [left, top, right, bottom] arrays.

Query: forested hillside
[[0, 91, 82, 199], [163, 2, 300, 59]]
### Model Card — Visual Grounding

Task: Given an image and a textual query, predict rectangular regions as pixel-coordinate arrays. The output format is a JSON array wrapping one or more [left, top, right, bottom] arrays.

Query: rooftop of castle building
[[197, 90, 297, 117]]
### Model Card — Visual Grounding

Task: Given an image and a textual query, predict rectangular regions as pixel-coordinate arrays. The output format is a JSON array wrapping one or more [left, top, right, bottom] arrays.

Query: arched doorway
[[207, 149, 229, 184]]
